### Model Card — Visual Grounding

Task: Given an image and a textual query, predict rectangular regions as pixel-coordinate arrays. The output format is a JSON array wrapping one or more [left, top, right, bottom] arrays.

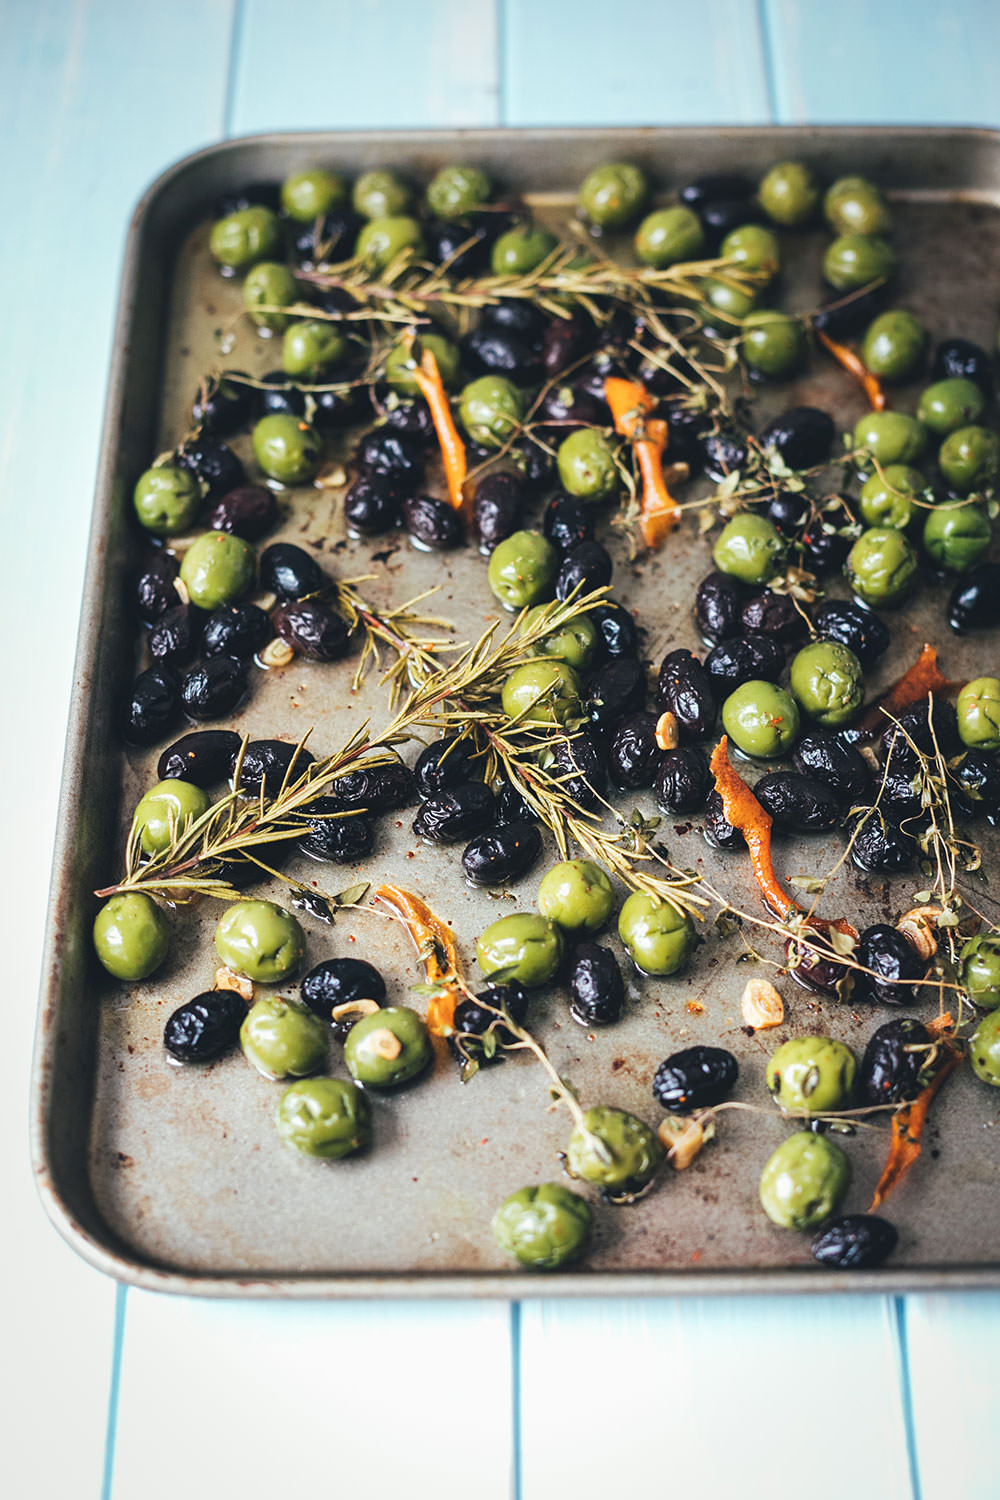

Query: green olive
[[789, 641, 864, 727], [566, 1106, 664, 1192], [858, 465, 923, 529], [861, 310, 927, 383], [957, 678, 1000, 751], [384, 333, 460, 394], [740, 311, 808, 378], [846, 526, 919, 608], [240, 997, 326, 1080], [476, 912, 564, 987], [960, 930, 1000, 1009], [459, 375, 524, 448], [490, 224, 558, 276], [355, 215, 425, 270], [215, 899, 305, 982], [757, 159, 821, 227], [617, 892, 695, 976], [853, 411, 927, 468], [280, 168, 347, 223], [179, 531, 256, 610], [488, 529, 558, 610], [281, 319, 348, 380], [251, 413, 323, 485], [131, 779, 210, 855], [699, 275, 759, 330], [766, 1036, 857, 1114], [823, 176, 892, 237], [275, 1077, 371, 1159], [577, 162, 648, 231], [634, 206, 705, 268], [938, 425, 1000, 494], [133, 464, 201, 536], [556, 428, 619, 501], [712, 513, 785, 585], [822, 234, 898, 293], [93, 892, 169, 981], [209, 206, 282, 271], [916, 378, 987, 436], [352, 169, 412, 219], [922, 501, 992, 572], [720, 223, 781, 277], [721, 680, 800, 759], [426, 163, 491, 218], [525, 611, 598, 671], [343, 1006, 432, 1088], [500, 660, 580, 726], [242, 261, 300, 333], [492, 1183, 592, 1268], [758, 1131, 850, 1229], [968, 1008, 1000, 1085], [537, 859, 615, 934]]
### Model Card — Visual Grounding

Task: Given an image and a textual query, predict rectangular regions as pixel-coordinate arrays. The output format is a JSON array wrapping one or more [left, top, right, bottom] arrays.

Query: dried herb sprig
[[332, 577, 458, 704]]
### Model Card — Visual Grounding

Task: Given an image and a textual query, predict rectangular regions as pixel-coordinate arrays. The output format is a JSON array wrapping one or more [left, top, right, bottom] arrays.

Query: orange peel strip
[[409, 346, 468, 514], [604, 375, 680, 549], [709, 737, 801, 919], [372, 883, 461, 1036], [869, 1045, 961, 1211], [817, 329, 887, 411]]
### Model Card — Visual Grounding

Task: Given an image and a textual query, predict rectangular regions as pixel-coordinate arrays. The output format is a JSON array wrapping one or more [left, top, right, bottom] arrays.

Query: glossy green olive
[[426, 163, 491, 218], [766, 1036, 857, 1114], [968, 1008, 1000, 1085], [916, 378, 987, 436], [699, 275, 759, 329], [476, 912, 565, 988], [722, 680, 800, 759], [133, 464, 201, 536], [537, 859, 615, 935], [789, 641, 864, 727], [492, 1183, 592, 1268], [209, 206, 282, 270], [179, 531, 256, 610], [524, 606, 598, 671], [251, 413, 323, 484], [242, 261, 300, 333], [281, 319, 348, 380], [822, 176, 892, 237], [500, 660, 580, 726], [922, 501, 992, 572], [759, 1131, 850, 1229], [566, 1106, 664, 1192], [822, 234, 898, 293], [344, 1006, 432, 1088], [275, 1077, 371, 1159], [488, 530, 558, 610], [352, 169, 412, 219], [577, 162, 648, 230], [720, 223, 781, 277], [280, 168, 347, 223], [938, 425, 1000, 494], [131, 779, 210, 855], [617, 892, 696, 977], [861, 310, 927, 383], [355, 215, 425, 271], [712, 513, 785, 584], [215, 900, 305, 982], [556, 428, 619, 501], [384, 333, 460, 394], [491, 224, 558, 276], [846, 526, 919, 608], [93, 892, 169, 981], [240, 997, 326, 1080], [853, 411, 928, 468], [458, 375, 524, 448], [740, 310, 808, 378], [956, 678, 1000, 752], [634, 206, 705, 268], [959, 930, 1000, 1009], [757, 159, 820, 227], [858, 464, 923, 529]]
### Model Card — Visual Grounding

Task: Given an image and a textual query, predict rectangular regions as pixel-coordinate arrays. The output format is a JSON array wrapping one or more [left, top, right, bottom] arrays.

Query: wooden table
[[5, 3, 1000, 1495]]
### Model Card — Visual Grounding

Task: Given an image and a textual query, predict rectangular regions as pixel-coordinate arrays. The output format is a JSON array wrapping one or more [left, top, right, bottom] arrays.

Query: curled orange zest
[[409, 345, 468, 514], [604, 375, 680, 550], [847, 644, 961, 745], [709, 737, 801, 919], [869, 1044, 961, 1211], [817, 329, 887, 411], [373, 883, 461, 1036]]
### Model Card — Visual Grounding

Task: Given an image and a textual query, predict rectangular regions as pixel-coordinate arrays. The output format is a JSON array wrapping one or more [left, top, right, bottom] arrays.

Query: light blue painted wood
[[906, 1294, 1000, 1500]]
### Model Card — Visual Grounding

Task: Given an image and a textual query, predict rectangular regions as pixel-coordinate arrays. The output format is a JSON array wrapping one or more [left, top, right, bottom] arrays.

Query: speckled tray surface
[[32, 127, 1000, 1296]]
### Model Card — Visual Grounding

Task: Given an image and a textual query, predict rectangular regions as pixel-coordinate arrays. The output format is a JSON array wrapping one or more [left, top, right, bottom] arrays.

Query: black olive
[[785, 929, 852, 997], [879, 765, 922, 821], [313, 382, 367, 431], [656, 648, 716, 740], [202, 603, 271, 659], [694, 571, 744, 644], [585, 657, 647, 734], [415, 738, 482, 798], [176, 435, 247, 503], [412, 782, 497, 843], [148, 604, 201, 666], [423, 217, 492, 275], [800, 525, 851, 576], [568, 942, 625, 1027], [356, 428, 424, 486], [707, 631, 787, 689], [462, 821, 542, 886], [206, 483, 278, 540], [766, 490, 810, 536], [575, 348, 628, 405], [511, 433, 556, 494], [700, 198, 763, 244], [880, 701, 961, 763], [703, 789, 745, 849], [757, 406, 836, 470], [300, 957, 387, 1022], [663, 405, 711, 471], [158, 730, 242, 786], [192, 371, 254, 436], [135, 552, 180, 623], [461, 326, 541, 385], [237, 739, 315, 799], [273, 599, 351, 660], [951, 749, 1000, 816], [859, 1017, 933, 1107], [256, 370, 307, 421], [947, 564, 1000, 634], [655, 746, 711, 814], [288, 208, 362, 268], [740, 592, 809, 643], [259, 542, 328, 599], [813, 599, 890, 668], [556, 541, 613, 601], [811, 283, 889, 339], [846, 808, 915, 873], [931, 336, 994, 393], [297, 807, 374, 863], [179, 656, 247, 721], [810, 1215, 898, 1270], [403, 493, 462, 550], [589, 601, 638, 658], [163, 990, 246, 1063], [543, 493, 595, 555], [652, 1045, 739, 1112], [853, 924, 927, 1007], [793, 732, 873, 806], [123, 661, 180, 747], [344, 475, 402, 536], [480, 296, 547, 343], [701, 427, 747, 482], [753, 771, 840, 832], [540, 312, 595, 379], [679, 172, 753, 208], [552, 731, 607, 809], [452, 981, 530, 1059], [369, 388, 436, 443], [536, 382, 604, 436], [472, 470, 525, 553], [326, 760, 415, 813], [607, 713, 661, 789], [494, 777, 538, 826]]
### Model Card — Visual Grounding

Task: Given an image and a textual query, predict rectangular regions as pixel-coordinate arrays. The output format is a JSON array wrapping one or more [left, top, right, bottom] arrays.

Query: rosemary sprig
[[332, 576, 458, 704]]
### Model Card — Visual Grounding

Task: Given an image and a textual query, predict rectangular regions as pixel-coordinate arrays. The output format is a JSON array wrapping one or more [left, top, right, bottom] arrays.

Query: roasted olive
[[861, 309, 927, 383], [276, 1076, 370, 1160], [551, 731, 607, 809], [793, 732, 872, 806], [767, 1035, 856, 1113], [705, 634, 785, 689], [567, 943, 625, 1027], [555, 541, 613, 601], [491, 222, 558, 276], [148, 604, 200, 666], [790, 640, 864, 728], [917, 377, 987, 436], [402, 493, 463, 550], [472, 471, 526, 553], [540, 313, 595, 379], [133, 464, 201, 536], [297, 808, 373, 863], [180, 655, 249, 721], [858, 1017, 932, 1106], [757, 159, 820, 227], [859, 465, 922, 530], [135, 553, 180, 623], [413, 783, 497, 843], [300, 956, 387, 1020], [236, 739, 315, 800], [589, 601, 639, 659], [207, 484, 278, 540], [947, 564, 1000, 633], [846, 807, 915, 873], [131, 779, 210, 855], [462, 822, 542, 887], [242, 261, 299, 333], [344, 1006, 432, 1088], [740, 593, 809, 644], [812, 599, 890, 668], [556, 428, 620, 502], [923, 501, 992, 572], [158, 729, 242, 786], [164, 990, 245, 1063], [823, 175, 892, 237], [219, 900, 305, 984], [524, 606, 598, 672], [759, 1132, 850, 1230], [799, 524, 852, 577], [352, 169, 412, 220], [931, 337, 994, 394], [259, 541, 328, 599], [503, 660, 580, 726], [959, 928, 1000, 1011], [702, 789, 745, 849], [722, 680, 800, 759], [823, 234, 898, 292], [566, 1106, 663, 1193], [459, 374, 524, 448], [356, 427, 424, 485], [854, 924, 928, 1008], [584, 657, 646, 734], [273, 599, 351, 660], [488, 529, 558, 611], [414, 738, 480, 797], [537, 859, 615, 935], [356, 214, 425, 270], [123, 665, 179, 746], [741, 311, 808, 378], [180, 532, 255, 611], [653, 746, 710, 814], [476, 913, 564, 987], [754, 770, 840, 832], [578, 161, 648, 230], [634, 206, 705, 267], [811, 1215, 898, 1269], [542, 494, 595, 557], [492, 1183, 592, 1269], [210, 204, 282, 270], [969, 1009, 1000, 1085], [618, 892, 695, 976], [93, 892, 170, 980], [452, 982, 530, 1054], [695, 571, 744, 644], [853, 411, 927, 468], [607, 713, 661, 789], [176, 436, 248, 505], [325, 759, 416, 814], [656, 649, 716, 740], [881, 700, 961, 762], [757, 407, 833, 469], [702, 427, 748, 482], [652, 1045, 738, 1112], [846, 527, 919, 608], [713, 514, 785, 585], [462, 325, 540, 386], [344, 475, 402, 536], [202, 603, 271, 660]]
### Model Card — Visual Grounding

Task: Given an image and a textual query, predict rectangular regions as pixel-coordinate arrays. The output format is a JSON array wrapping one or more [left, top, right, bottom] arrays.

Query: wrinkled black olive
[[679, 172, 753, 208], [543, 493, 594, 555], [608, 712, 661, 789], [158, 730, 242, 786], [706, 632, 786, 691], [422, 217, 492, 275], [237, 739, 315, 799], [176, 435, 247, 503], [880, 701, 961, 763], [326, 759, 416, 814], [589, 601, 638, 659], [536, 382, 604, 436], [703, 789, 745, 850], [414, 738, 481, 798], [766, 490, 810, 536], [879, 765, 922, 821], [800, 525, 851, 576], [356, 428, 424, 486], [256, 370, 307, 421], [403, 493, 462, 550], [164, 990, 245, 1063], [810, 1215, 898, 1270], [585, 657, 647, 734], [813, 599, 890, 668], [462, 821, 542, 887], [297, 807, 374, 863], [657, 648, 716, 739], [179, 656, 247, 721], [652, 1045, 739, 1112], [859, 1017, 933, 1108], [123, 666, 179, 746], [811, 283, 889, 339], [655, 746, 710, 814], [135, 552, 180, 623], [202, 603, 271, 659], [273, 599, 350, 661], [792, 732, 872, 807], [259, 542, 328, 599], [553, 731, 607, 809], [846, 808, 914, 873], [290, 208, 363, 268], [472, 470, 525, 553], [951, 749, 1000, 816], [753, 771, 840, 832], [740, 592, 809, 643], [192, 371, 254, 436], [344, 474, 402, 536], [568, 943, 625, 1027], [494, 777, 538, 826], [148, 604, 201, 666], [480, 296, 546, 342], [853, 924, 927, 1007], [758, 406, 836, 470], [694, 571, 744, 644], [948, 564, 1000, 634], [931, 336, 994, 393], [556, 541, 613, 601], [206, 483, 278, 540], [452, 981, 530, 1058], [785, 929, 852, 997], [300, 957, 387, 1024], [540, 313, 595, 379], [461, 327, 541, 385], [369, 388, 435, 442], [701, 427, 747, 482], [413, 782, 497, 843]]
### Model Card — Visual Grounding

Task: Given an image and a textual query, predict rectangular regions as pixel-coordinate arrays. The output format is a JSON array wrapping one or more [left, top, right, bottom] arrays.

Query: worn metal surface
[[31, 128, 1000, 1295]]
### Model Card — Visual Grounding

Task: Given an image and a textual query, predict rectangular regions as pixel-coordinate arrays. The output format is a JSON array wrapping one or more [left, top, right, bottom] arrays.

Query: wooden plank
[[229, 0, 500, 133], [501, 0, 770, 124], [906, 1293, 1000, 1500]]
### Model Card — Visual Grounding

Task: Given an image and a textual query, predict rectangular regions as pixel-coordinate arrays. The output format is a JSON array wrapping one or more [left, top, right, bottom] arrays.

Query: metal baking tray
[[32, 127, 1000, 1297]]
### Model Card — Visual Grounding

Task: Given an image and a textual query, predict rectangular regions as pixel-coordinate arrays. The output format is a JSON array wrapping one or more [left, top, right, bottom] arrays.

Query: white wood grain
[[906, 1293, 1000, 1500]]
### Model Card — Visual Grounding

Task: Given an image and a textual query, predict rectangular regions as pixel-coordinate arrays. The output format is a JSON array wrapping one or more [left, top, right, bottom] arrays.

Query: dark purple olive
[[290, 208, 363, 268], [300, 957, 387, 1022], [813, 599, 890, 668], [312, 381, 367, 431], [951, 749, 1000, 817], [135, 552, 180, 623], [326, 759, 416, 814], [679, 172, 753, 208], [495, 777, 538, 826], [461, 326, 541, 385], [158, 730, 241, 786], [811, 1215, 898, 1270], [369, 389, 435, 443], [740, 592, 809, 643], [656, 648, 716, 739], [757, 406, 836, 470], [543, 494, 594, 555], [655, 746, 710, 814], [589, 601, 638, 658], [575, 348, 628, 406], [297, 808, 374, 863], [652, 1045, 738, 1112], [536, 382, 604, 436], [259, 542, 328, 599], [754, 771, 840, 832], [237, 739, 315, 799], [859, 1017, 933, 1108], [148, 604, 201, 666], [556, 541, 613, 601], [947, 564, 1000, 634], [853, 924, 927, 1007], [568, 942, 625, 1027], [179, 656, 247, 721], [273, 599, 351, 660], [123, 666, 179, 746], [663, 404, 711, 470], [207, 484, 278, 540], [703, 788, 745, 849], [540, 312, 595, 379], [701, 427, 747, 482], [880, 701, 961, 763], [793, 732, 872, 807], [766, 490, 810, 536], [585, 657, 647, 734], [192, 372, 254, 437], [176, 435, 247, 503], [403, 493, 462, 550], [356, 429, 424, 486], [164, 990, 245, 1063], [846, 808, 915, 873], [931, 336, 993, 393], [800, 525, 851, 576], [480, 297, 546, 343], [811, 282, 889, 339], [202, 603, 271, 659], [422, 217, 492, 275], [414, 738, 481, 797], [462, 821, 542, 887], [695, 571, 744, 644], [344, 475, 402, 536], [608, 712, 661, 790], [256, 371, 307, 420], [785, 929, 853, 997], [452, 981, 530, 1058], [553, 731, 607, 809], [412, 782, 496, 843], [472, 470, 525, 553]]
